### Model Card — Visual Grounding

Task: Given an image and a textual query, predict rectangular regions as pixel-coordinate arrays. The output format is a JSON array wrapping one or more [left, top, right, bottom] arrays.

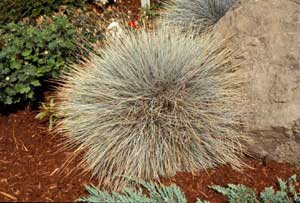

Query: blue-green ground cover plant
[[78, 178, 186, 203], [207, 174, 300, 203], [55, 26, 247, 190], [79, 175, 300, 203]]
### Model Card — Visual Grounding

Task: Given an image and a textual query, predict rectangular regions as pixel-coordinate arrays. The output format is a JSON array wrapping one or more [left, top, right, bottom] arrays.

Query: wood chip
[[0, 191, 17, 201], [50, 168, 59, 176], [12, 123, 19, 151]]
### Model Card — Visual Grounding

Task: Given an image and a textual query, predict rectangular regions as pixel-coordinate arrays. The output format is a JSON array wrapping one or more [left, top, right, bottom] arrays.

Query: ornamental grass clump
[[56, 27, 247, 190], [162, 0, 237, 33]]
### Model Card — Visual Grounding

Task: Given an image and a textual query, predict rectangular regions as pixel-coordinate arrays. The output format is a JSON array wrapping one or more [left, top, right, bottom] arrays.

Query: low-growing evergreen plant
[[78, 179, 186, 203], [79, 175, 300, 203], [56, 27, 247, 189], [210, 174, 300, 203]]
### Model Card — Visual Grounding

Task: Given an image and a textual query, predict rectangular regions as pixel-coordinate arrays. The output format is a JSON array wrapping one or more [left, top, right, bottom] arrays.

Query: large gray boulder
[[214, 0, 300, 164]]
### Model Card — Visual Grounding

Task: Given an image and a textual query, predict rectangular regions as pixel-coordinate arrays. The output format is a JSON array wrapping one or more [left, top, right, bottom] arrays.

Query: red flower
[[128, 20, 138, 29]]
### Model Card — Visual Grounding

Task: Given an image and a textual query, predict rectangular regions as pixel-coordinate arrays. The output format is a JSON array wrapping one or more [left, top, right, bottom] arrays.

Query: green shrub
[[0, 15, 78, 105], [58, 6, 105, 45], [0, 0, 89, 24]]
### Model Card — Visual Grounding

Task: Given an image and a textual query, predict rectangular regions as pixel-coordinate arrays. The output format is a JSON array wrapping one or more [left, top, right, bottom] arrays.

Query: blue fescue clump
[[56, 27, 247, 190], [162, 0, 237, 33]]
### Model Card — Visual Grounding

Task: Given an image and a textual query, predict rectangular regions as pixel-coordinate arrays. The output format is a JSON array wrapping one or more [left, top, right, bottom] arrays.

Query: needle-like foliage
[[161, 0, 237, 33], [56, 27, 247, 190], [78, 178, 186, 203]]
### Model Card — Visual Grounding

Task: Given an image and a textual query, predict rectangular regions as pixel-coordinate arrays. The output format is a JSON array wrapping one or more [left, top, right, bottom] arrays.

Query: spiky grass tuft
[[56, 27, 247, 190], [161, 0, 237, 33]]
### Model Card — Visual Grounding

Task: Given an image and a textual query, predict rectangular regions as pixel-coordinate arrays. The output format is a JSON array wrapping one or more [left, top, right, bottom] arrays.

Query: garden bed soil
[[0, 108, 300, 202]]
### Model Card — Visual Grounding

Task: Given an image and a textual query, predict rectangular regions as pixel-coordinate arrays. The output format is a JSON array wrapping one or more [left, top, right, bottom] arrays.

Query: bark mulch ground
[[0, 108, 299, 202]]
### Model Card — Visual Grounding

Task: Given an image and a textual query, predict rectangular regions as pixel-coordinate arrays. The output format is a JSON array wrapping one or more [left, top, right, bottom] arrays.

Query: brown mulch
[[163, 160, 300, 203], [0, 108, 300, 202], [0, 108, 93, 202], [1, 1, 300, 202]]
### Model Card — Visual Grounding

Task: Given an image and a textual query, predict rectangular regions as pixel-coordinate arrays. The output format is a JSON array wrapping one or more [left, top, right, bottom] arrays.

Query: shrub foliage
[[210, 174, 300, 203], [0, 0, 89, 24], [0, 16, 77, 105], [78, 179, 186, 203], [79, 175, 300, 203]]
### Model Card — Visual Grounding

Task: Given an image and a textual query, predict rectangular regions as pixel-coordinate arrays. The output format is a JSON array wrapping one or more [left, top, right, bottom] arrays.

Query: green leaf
[[48, 41, 57, 50], [30, 80, 41, 87], [35, 111, 48, 120], [10, 60, 22, 70], [5, 97, 13, 105], [36, 66, 50, 74], [5, 87, 16, 96], [47, 58, 56, 66], [21, 49, 32, 57], [27, 91, 34, 99], [38, 58, 46, 64], [20, 86, 31, 94], [15, 84, 25, 93]]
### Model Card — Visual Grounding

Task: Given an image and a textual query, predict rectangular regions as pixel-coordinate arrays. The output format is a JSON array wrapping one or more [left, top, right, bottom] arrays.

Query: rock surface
[[214, 0, 300, 164]]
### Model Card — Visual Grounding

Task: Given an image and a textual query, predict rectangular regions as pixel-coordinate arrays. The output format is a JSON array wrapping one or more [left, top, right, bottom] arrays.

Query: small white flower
[[5, 76, 10, 81], [44, 50, 49, 55], [141, 0, 150, 8], [95, 0, 116, 4], [95, 0, 108, 4], [106, 21, 123, 38]]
